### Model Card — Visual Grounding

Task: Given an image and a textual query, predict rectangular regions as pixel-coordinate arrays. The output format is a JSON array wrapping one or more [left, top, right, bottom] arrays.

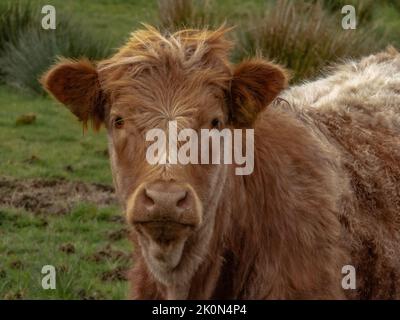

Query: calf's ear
[[41, 58, 104, 130], [229, 59, 288, 127]]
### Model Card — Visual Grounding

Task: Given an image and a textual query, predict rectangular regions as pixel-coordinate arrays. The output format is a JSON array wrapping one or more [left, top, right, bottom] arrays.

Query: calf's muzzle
[[127, 180, 202, 244]]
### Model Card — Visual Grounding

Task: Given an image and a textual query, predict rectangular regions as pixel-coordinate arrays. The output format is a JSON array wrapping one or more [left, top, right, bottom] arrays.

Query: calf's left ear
[[41, 58, 105, 130], [229, 59, 288, 127]]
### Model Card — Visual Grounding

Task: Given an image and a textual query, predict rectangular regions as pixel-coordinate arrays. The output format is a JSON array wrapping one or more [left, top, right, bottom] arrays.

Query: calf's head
[[42, 26, 287, 286]]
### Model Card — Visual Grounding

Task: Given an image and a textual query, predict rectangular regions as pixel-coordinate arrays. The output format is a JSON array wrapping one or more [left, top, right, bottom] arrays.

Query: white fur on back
[[281, 47, 400, 110]]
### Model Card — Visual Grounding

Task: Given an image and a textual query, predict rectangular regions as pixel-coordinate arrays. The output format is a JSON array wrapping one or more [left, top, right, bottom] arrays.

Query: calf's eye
[[114, 117, 124, 129], [211, 118, 221, 129]]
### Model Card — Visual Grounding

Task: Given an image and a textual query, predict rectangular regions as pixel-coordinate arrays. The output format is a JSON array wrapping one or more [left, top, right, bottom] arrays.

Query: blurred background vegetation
[[0, 0, 399, 93], [0, 0, 399, 300]]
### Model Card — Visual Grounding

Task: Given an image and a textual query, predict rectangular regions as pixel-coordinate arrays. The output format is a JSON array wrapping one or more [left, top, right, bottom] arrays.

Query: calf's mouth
[[127, 180, 203, 272], [134, 220, 195, 245]]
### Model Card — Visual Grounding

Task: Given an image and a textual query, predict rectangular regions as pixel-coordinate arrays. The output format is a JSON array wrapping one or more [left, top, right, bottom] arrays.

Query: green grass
[[0, 204, 131, 299], [30, 0, 159, 48], [0, 1, 114, 93], [234, 0, 384, 82], [16, 0, 267, 47], [373, 3, 400, 48], [0, 86, 111, 185]]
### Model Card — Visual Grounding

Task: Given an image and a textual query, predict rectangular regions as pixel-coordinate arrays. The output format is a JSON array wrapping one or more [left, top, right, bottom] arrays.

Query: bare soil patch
[[0, 177, 117, 214], [59, 243, 76, 254], [86, 244, 131, 264], [107, 228, 129, 241], [101, 266, 128, 282]]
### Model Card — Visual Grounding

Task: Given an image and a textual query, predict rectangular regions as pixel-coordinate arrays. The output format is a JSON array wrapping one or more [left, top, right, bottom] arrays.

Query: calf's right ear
[[41, 58, 104, 130]]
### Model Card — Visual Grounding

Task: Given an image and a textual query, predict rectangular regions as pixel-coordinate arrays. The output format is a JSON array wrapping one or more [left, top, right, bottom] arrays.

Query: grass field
[[1, 0, 400, 300], [0, 85, 126, 299], [0, 204, 131, 299], [0, 87, 111, 184], [24, 0, 266, 47]]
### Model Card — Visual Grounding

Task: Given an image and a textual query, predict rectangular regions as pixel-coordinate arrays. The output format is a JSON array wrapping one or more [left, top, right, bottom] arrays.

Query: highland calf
[[42, 26, 400, 299]]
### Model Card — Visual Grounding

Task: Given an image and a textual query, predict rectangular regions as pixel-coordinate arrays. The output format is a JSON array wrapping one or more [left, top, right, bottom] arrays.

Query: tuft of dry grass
[[0, 0, 34, 54], [318, 0, 376, 23], [0, 2, 111, 93], [157, 0, 217, 31], [234, 0, 383, 82], [156, 0, 385, 82]]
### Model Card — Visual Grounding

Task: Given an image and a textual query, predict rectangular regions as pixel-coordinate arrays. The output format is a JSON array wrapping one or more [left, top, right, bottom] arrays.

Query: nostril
[[176, 191, 189, 208], [143, 189, 155, 208]]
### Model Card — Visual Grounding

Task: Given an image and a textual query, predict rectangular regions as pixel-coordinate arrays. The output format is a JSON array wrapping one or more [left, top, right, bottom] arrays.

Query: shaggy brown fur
[[42, 26, 400, 299], [276, 47, 400, 299]]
